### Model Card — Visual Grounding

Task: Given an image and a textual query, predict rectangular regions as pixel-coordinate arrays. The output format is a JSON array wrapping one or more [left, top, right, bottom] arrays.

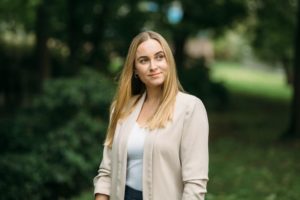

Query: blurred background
[[0, 0, 300, 199]]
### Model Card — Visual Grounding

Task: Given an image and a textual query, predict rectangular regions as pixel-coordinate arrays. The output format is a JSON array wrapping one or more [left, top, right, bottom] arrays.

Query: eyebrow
[[136, 51, 165, 60]]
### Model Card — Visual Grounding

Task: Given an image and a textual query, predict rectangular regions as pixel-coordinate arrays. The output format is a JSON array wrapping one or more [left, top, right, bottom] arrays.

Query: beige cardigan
[[93, 92, 209, 200]]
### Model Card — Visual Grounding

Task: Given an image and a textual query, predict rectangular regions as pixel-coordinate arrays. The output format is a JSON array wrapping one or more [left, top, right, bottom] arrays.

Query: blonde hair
[[104, 31, 183, 147]]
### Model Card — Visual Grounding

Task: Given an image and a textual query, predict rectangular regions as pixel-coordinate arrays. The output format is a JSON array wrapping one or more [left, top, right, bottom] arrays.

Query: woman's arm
[[180, 98, 209, 200], [93, 146, 112, 197]]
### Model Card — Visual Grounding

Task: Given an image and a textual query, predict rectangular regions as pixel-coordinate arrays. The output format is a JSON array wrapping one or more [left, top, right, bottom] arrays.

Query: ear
[[133, 68, 139, 79]]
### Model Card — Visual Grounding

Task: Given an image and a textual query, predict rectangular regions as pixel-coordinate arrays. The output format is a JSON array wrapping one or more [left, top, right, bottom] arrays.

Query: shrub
[[0, 68, 115, 199]]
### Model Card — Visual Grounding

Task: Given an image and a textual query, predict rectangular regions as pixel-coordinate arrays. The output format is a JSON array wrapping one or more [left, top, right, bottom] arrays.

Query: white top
[[126, 122, 148, 191]]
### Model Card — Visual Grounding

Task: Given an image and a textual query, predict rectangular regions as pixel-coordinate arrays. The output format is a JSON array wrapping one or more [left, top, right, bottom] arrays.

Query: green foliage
[[0, 68, 115, 199], [179, 0, 248, 31], [0, 0, 40, 30], [0, 0, 251, 112], [250, 0, 297, 64], [214, 29, 252, 62]]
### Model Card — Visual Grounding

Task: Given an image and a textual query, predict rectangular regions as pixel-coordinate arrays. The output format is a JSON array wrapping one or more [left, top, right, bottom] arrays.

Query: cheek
[[160, 61, 169, 72], [135, 65, 148, 82], [136, 65, 147, 75]]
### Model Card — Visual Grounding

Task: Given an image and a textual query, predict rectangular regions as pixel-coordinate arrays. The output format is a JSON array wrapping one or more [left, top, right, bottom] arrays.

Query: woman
[[94, 31, 209, 200]]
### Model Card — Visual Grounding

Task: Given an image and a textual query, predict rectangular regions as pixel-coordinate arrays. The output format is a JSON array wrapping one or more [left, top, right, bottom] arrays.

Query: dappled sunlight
[[211, 61, 292, 101]]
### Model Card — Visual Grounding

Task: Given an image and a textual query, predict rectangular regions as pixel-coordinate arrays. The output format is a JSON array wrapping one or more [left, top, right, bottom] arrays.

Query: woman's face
[[135, 39, 168, 89]]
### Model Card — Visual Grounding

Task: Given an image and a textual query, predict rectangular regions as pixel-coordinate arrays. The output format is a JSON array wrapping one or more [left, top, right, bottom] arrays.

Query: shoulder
[[174, 92, 205, 115], [176, 91, 205, 108], [129, 94, 142, 104], [125, 93, 143, 110], [117, 93, 144, 121]]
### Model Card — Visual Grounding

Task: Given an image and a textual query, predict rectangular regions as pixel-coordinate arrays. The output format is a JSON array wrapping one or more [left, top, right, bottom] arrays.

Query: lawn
[[74, 61, 300, 200], [207, 61, 299, 200], [211, 61, 292, 101]]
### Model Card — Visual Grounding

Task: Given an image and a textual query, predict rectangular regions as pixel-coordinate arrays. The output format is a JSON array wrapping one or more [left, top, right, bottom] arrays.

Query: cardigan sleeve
[[93, 145, 112, 196], [180, 97, 209, 200]]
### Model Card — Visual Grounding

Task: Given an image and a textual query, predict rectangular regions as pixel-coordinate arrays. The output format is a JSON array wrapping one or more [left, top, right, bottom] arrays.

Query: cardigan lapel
[[119, 92, 146, 150], [117, 92, 146, 199], [142, 128, 157, 200]]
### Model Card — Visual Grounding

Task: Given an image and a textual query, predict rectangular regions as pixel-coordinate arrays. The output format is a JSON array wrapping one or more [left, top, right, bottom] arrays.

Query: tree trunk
[[173, 30, 189, 73], [281, 56, 293, 85], [67, 0, 81, 75], [282, 0, 300, 139], [35, 0, 51, 91], [89, 0, 112, 72]]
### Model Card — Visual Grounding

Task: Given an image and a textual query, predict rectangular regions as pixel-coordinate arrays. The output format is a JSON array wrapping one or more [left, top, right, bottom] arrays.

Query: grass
[[74, 61, 299, 200], [207, 61, 299, 200], [207, 93, 300, 200], [211, 61, 292, 101]]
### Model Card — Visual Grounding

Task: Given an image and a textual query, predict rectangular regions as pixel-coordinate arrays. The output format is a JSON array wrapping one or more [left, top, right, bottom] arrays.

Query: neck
[[145, 87, 162, 103]]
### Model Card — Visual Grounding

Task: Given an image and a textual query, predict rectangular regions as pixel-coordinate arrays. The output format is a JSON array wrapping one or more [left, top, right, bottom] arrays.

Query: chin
[[147, 80, 165, 88]]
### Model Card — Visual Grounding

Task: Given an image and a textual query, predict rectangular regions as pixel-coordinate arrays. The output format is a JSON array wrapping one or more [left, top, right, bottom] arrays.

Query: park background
[[0, 0, 300, 199]]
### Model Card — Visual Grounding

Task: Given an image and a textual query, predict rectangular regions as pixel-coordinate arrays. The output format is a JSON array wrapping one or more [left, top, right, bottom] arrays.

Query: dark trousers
[[124, 185, 143, 200]]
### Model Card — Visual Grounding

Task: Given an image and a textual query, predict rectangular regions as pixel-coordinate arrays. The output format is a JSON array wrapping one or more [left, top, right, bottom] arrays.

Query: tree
[[284, 0, 300, 139], [0, 0, 42, 109], [35, 0, 51, 86], [156, 0, 249, 70], [249, 0, 300, 139], [250, 0, 297, 84]]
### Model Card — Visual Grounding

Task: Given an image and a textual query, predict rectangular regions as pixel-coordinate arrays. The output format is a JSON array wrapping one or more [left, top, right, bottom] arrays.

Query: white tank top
[[126, 122, 147, 191]]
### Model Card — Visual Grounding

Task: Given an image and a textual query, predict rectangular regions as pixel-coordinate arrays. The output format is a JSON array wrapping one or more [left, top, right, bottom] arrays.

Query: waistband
[[125, 185, 143, 200]]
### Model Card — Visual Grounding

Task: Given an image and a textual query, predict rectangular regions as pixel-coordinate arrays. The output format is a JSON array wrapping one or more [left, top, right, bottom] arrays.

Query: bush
[[0, 68, 115, 199]]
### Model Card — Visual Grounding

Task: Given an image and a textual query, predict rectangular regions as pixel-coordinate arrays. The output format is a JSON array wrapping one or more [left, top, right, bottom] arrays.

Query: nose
[[149, 59, 158, 71]]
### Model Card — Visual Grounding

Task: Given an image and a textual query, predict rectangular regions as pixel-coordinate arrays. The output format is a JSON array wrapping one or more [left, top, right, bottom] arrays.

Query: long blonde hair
[[104, 31, 183, 147]]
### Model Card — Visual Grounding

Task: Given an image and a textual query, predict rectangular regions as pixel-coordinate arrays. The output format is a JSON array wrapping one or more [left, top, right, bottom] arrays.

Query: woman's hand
[[95, 194, 109, 200]]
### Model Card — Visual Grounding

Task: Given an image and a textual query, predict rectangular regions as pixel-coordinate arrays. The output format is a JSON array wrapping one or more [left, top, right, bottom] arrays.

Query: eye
[[156, 53, 165, 61], [139, 58, 148, 64]]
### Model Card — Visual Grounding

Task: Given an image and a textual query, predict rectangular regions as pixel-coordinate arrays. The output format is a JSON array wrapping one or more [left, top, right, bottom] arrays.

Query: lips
[[149, 72, 161, 77]]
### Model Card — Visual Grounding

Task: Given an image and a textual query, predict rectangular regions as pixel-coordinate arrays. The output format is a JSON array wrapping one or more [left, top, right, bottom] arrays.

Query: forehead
[[136, 39, 163, 57]]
